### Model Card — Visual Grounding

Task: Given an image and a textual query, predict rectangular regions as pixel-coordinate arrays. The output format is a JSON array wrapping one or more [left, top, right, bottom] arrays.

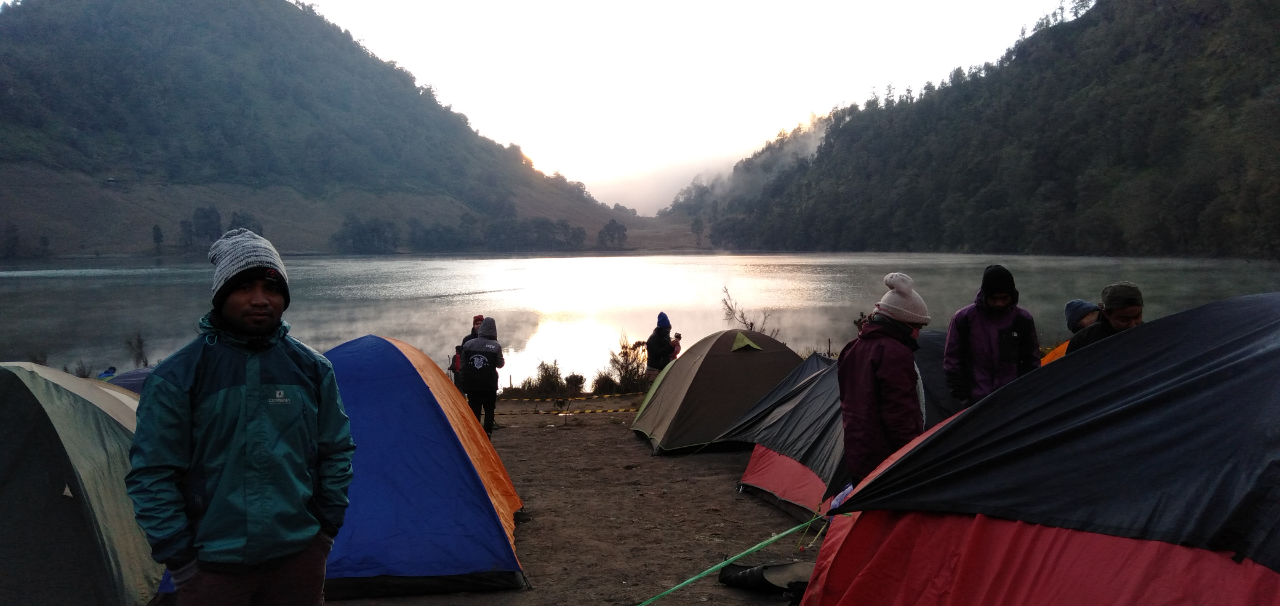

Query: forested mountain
[[0, 0, 627, 254], [685, 0, 1280, 257], [659, 115, 829, 221]]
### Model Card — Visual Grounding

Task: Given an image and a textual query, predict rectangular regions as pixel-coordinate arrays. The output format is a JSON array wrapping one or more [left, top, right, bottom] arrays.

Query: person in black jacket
[[645, 312, 675, 380], [462, 314, 484, 347], [452, 314, 485, 388], [462, 317, 505, 436], [1066, 283, 1144, 354]]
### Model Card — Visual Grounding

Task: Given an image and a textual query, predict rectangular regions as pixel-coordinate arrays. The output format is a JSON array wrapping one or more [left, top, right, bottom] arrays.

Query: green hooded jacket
[[126, 314, 355, 567]]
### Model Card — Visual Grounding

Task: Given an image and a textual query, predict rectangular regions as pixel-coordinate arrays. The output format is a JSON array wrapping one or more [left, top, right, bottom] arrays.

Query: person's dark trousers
[[467, 390, 497, 436], [177, 533, 332, 606]]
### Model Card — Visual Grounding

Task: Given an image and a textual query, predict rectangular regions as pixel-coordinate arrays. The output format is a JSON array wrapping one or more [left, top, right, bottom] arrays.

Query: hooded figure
[[837, 273, 930, 484], [1064, 299, 1101, 334], [462, 317, 505, 436], [943, 265, 1040, 406], [646, 312, 675, 374]]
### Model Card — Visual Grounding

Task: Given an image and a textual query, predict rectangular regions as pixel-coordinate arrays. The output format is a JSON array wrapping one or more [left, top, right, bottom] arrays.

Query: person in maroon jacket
[[838, 272, 931, 485]]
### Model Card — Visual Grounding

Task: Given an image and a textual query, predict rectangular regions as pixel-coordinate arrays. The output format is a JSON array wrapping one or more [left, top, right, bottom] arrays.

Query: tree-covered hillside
[[0, 0, 609, 232], [659, 115, 830, 222], [692, 0, 1280, 257]]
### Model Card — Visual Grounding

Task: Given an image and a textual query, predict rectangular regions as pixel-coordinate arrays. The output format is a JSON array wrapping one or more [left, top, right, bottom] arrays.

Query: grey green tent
[[0, 363, 162, 606], [633, 330, 802, 454]]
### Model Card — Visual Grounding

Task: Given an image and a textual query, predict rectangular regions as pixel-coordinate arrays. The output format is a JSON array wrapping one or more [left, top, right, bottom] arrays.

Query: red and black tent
[[716, 354, 841, 520], [715, 332, 955, 521], [804, 293, 1280, 605]]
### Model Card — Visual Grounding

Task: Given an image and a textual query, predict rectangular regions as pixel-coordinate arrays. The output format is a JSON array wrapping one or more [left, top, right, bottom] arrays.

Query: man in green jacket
[[126, 229, 355, 605]]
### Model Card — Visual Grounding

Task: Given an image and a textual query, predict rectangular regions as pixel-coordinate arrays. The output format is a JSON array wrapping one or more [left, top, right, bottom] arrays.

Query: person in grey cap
[[1066, 282, 1144, 354], [126, 229, 355, 605]]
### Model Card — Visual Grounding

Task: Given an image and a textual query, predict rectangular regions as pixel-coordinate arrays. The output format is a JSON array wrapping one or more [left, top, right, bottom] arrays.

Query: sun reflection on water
[[3, 253, 1279, 386]]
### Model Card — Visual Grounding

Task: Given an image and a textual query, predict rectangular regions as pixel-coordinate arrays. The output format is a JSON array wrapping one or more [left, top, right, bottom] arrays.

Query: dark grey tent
[[716, 352, 833, 446], [0, 363, 162, 606], [916, 330, 960, 426], [632, 330, 803, 454]]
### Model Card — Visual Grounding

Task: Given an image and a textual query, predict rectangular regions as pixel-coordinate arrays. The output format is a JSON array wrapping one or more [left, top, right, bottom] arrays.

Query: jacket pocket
[[998, 326, 1020, 363]]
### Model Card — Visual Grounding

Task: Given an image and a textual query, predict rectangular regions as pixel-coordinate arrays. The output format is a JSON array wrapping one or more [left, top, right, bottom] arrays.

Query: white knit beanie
[[209, 229, 289, 309], [874, 273, 930, 325]]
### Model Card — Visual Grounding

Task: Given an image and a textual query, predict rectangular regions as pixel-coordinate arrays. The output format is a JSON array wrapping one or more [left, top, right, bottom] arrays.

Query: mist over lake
[[3, 253, 1278, 385]]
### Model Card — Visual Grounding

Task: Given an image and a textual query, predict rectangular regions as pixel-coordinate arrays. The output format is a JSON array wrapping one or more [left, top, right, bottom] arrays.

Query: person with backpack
[[462, 314, 484, 347], [126, 229, 355, 605], [461, 317, 504, 437], [452, 314, 484, 386], [943, 265, 1041, 408]]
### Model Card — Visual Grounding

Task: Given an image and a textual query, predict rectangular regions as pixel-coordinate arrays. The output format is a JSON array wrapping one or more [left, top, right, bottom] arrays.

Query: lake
[[3, 253, 1278, 387]]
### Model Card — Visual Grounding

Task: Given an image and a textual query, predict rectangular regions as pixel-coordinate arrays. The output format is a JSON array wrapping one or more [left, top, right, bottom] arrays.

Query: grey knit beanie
[[209, 229, 289, 310], [874, 273, 930, 325]]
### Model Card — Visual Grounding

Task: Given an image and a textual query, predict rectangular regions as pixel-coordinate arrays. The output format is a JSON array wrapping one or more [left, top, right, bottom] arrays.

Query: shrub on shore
[[591, 371, 619, 395]]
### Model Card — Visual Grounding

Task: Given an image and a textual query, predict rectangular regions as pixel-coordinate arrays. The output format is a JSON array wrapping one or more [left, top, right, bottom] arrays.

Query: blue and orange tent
[[324, 336, 525, 598]]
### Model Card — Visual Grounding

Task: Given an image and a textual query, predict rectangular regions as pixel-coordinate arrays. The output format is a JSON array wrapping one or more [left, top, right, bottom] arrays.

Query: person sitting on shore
[[126, 229, 355, 605], [1066, 283, 1144, 354], [943, 265, 1041, 408], [645, 312, 675, 380]]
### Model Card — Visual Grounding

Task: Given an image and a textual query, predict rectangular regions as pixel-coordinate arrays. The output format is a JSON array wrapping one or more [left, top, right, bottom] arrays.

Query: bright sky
[[308, 0, 1066, 213]]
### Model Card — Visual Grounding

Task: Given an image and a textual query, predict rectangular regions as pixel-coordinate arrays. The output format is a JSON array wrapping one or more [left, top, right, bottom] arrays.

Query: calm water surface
[[3, 253, 1278, 386]]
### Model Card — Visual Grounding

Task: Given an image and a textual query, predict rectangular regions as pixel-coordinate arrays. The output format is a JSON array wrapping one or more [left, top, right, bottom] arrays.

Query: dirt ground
[[341, 395, 824, 606]]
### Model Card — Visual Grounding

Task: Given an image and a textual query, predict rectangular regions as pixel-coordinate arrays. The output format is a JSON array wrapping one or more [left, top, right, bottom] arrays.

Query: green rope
[[635, 518, 816, 606]]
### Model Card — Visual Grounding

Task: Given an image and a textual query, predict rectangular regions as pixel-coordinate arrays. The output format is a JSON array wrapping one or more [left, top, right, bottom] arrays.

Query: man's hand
[[168, 559, 199, 589]]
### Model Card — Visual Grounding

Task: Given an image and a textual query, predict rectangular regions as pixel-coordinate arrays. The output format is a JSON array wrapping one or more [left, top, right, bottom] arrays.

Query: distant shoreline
[[5, 249, 1274, 275], [1, 249, 1276, 268]]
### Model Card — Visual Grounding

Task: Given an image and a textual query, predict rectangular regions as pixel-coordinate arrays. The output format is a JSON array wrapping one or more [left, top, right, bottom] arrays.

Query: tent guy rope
[[635, 518, 815, 606]]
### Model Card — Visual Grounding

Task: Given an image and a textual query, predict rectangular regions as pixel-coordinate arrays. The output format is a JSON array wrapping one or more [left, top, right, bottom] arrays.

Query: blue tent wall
[[324, 336, 520, 593], [107, 367, 152, 395]]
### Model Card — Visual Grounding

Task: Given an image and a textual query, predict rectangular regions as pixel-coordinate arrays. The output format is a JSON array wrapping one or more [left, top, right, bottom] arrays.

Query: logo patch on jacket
[[269, 389, 291, 403]]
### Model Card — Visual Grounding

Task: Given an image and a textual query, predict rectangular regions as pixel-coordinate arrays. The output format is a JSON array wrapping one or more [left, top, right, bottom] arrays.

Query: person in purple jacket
[[943, 265, 1041, 408], [837, 273, 930, 485]]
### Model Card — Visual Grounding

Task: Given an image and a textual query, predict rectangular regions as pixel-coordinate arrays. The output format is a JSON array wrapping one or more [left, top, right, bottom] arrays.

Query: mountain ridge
[[0, 0, 636, 255], [677, 0, 1280, 258]]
